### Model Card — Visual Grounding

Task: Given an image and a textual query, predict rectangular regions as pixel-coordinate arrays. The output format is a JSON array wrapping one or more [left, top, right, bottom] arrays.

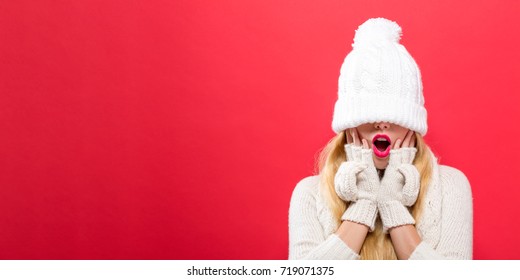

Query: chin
[[373, 156, 389, 170]]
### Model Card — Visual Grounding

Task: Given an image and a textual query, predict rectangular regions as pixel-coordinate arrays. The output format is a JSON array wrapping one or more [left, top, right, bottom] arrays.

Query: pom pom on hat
[[352, 18, 402, 48]]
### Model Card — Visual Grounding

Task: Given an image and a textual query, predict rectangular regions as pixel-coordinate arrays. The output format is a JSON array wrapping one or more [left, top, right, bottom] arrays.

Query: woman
[[288, 18, 473, 260]]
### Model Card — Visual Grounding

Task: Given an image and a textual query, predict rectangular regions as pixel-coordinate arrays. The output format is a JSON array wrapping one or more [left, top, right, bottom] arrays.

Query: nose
[[375, 121, 390, 130]]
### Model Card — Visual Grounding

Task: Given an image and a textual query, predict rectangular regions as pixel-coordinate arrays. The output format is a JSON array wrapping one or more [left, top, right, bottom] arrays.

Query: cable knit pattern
[[288, 153, 473, 260], [409, 165, 473, 260]]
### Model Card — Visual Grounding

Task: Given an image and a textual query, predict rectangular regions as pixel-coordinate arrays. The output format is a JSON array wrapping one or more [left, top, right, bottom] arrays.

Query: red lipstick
[[372, 134, 391, 158]]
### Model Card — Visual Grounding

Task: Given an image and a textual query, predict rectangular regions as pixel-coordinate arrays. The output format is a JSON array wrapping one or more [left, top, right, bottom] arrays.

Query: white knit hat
[[331, 18, 428, 136]]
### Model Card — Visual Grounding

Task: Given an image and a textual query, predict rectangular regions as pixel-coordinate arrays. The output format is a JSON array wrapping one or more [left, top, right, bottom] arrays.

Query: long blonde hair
[[315, 131, 433, 260]]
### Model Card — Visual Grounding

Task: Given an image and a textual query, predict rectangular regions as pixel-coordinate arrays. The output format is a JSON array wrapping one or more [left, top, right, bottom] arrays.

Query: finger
[[410, 132, 416, 147], [351, 128, 359, 146], [362, 139, 369, 149], [346, 129, 353, 144], [354, 128, 363, 147], [402, 130, 412, 148], [394, 138, 402, 149]]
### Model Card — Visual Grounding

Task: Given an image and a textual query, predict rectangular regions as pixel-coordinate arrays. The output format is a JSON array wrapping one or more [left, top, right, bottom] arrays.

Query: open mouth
[[372, 134, 391, 158]]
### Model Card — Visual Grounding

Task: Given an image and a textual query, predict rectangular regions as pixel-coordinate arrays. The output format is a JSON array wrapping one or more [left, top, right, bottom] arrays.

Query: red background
[[1, 0, 519, 259]]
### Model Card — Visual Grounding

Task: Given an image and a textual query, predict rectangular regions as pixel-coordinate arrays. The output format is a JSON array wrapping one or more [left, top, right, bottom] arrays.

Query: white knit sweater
[[288, 153, 473, 260]]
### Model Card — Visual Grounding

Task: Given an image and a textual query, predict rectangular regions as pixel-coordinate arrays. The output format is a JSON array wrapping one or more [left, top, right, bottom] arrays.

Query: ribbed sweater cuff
[[378, 200, 415, 233], [341, 199, 377, 232]]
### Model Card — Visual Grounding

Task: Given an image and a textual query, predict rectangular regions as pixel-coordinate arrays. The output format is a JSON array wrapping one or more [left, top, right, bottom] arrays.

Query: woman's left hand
[[377, 130, 421, 233], [388, 129, 417, 167]]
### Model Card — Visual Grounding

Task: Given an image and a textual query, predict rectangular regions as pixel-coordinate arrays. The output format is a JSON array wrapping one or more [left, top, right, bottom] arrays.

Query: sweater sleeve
[[288, 176, 360, 260], [409, 166, 473, 260]]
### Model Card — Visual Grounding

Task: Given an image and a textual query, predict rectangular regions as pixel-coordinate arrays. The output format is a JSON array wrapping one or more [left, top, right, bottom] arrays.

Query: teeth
[[376, 137, 388, 142]]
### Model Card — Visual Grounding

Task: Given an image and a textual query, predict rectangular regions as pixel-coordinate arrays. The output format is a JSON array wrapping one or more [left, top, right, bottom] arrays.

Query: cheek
[[358, 132, 372, 143], [395, 131, 409, 143]]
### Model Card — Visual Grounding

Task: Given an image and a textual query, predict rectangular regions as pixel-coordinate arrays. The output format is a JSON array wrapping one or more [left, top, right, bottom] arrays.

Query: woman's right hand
[[334, 128, 380, 232]]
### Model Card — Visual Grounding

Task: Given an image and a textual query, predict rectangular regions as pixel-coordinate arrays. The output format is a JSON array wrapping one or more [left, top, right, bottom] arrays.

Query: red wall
[[1, 0, 519, 259]]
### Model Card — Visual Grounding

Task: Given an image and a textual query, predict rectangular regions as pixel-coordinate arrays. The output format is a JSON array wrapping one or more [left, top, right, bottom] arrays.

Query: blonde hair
[[314, 131, 433, 260]]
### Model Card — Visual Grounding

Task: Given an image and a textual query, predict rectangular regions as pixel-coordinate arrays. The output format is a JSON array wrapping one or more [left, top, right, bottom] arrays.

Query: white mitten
[[334, 144, 380, 231], [377, 147, 421, 233]]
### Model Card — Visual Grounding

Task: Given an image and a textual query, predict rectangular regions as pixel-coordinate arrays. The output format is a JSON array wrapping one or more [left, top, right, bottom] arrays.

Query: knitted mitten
[[334, 143, 380, 231], [377, 147, 421, 233]]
